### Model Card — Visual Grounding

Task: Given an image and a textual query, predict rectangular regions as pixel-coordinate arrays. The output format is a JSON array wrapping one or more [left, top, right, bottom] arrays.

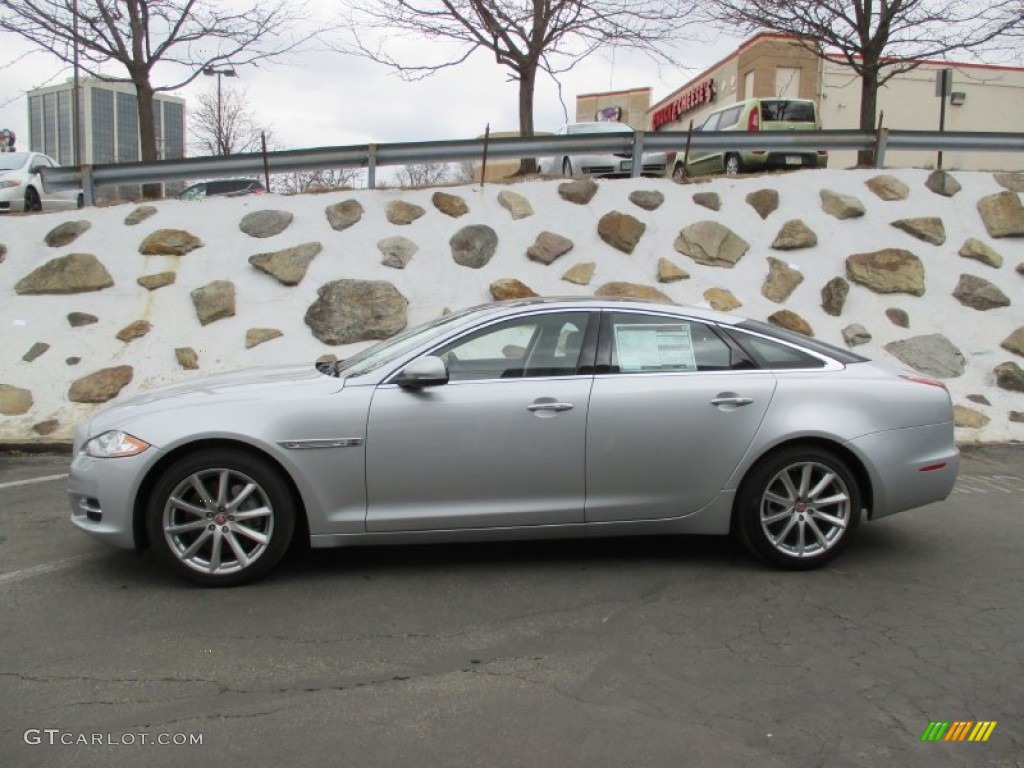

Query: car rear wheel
[[77, 193, 84, 209], [146, 449, 296, 587], [562, 158, 573, 177], [671, 163, 686, 182], [724, 154, 743, 176], [735, 447, 861, 570], [24, 187, 41, 212]]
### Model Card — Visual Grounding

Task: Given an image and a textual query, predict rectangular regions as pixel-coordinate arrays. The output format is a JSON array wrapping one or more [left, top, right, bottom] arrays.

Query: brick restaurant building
[[577, 33, 1024, 171]]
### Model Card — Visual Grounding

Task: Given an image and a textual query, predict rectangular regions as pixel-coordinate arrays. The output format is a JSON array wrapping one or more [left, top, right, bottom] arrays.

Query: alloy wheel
[[759, 460, 852, 559]]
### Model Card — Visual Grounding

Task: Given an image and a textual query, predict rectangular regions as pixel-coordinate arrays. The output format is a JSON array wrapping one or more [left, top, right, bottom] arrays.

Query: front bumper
[[69, 448, 162, 549]]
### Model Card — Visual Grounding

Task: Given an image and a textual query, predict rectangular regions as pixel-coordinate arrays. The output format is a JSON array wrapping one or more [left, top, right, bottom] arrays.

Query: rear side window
[[716, 106, 743, 129], [734, 333, 825, 369], [603, 313, 744, 373], [761, 100, 816, 122]]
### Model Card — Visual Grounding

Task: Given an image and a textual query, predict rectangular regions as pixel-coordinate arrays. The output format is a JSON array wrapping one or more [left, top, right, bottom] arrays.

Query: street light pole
[[202, 65, 237, 155]]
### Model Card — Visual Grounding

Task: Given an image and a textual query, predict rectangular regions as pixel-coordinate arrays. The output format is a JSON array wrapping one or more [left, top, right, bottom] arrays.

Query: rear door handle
[[710, 396, 753, 406], [527, 402, 574, 412]]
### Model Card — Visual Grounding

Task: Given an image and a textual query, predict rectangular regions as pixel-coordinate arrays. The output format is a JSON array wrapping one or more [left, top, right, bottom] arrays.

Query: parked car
[[540, 122, 670, 178], [676, 98, 828, 178], [69, 298, 958, 586], [179, 178, 266, 200], [0, 151, 83, 213]]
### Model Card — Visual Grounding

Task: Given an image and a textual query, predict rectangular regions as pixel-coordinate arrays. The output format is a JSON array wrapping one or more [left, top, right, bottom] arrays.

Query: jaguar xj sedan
[[70, 299, 959, 586]]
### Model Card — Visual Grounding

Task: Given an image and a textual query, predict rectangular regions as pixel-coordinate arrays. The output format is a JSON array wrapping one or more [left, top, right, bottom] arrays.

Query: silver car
[[540, 122, 670, 178], [0, 151, 83, 213], [69, 299, 959, 586]]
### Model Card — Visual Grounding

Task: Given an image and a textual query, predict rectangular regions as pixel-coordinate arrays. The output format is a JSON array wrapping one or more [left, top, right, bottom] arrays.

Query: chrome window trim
[[727, 327, 845, 372]]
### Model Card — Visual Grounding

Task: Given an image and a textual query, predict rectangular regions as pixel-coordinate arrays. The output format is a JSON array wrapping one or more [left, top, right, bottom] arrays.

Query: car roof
[[566, 122, 635, 132], [476, 296, 745, 326]]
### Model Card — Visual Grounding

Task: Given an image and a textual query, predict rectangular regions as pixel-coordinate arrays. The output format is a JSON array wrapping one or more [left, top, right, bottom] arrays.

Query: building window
[[57, 89, 73, 165], [43, 92, 57, 158], [28, 95, 43, 152], [91, 88, 115, 164], [116, 91, 139, 162], [162, 101, 184, 159]]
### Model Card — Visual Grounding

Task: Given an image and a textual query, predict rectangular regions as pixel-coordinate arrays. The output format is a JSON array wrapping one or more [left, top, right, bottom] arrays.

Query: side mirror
[[396, 355, 449, 389]]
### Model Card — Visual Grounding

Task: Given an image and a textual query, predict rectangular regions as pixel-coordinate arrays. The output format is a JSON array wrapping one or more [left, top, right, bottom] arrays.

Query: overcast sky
[[0, 14, 744, 157]]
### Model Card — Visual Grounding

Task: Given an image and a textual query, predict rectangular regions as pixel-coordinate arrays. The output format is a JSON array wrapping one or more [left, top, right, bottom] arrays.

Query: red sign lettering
[[651, 79, 717, 130]]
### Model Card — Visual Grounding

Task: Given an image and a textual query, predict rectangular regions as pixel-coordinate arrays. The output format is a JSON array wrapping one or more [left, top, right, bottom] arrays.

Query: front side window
[[432, 312, 590, 382], [603, 313, 739, 373]]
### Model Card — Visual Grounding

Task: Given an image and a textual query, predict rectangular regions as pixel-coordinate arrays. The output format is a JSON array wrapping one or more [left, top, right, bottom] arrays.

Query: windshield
[[0, 153, 29, 171], [333, 304, 498, 378]]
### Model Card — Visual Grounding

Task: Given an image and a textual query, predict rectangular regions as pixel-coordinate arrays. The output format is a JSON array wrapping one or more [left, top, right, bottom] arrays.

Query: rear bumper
[[846, 423, 959, 519], [742, 151, 827, 170]]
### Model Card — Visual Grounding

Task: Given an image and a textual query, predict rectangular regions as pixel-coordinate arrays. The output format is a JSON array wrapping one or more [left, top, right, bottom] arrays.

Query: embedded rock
[[657, 257, 689, 283], [674, 221, 749, 268], [325, 199, 364, 231], [925, 170, 961, 197], [561, 262, 595, 285], [885, 308, 910, 328], [768, 310, 813, 337], [1019, 263, 1024, 276], [762, 257, 804, 303], [15, 253, 113, 294], [884, 335, 965, 378], [994, 361, 1024, 392], [304, 279, 408, 345], [45, 220, 91, 248], [629, 190, 664, 211], [558, 178, 598, 205], [527, 232, 574, 265], [139, 229, 202, 255], [0, 243, 7, 262], [820, 189, 865, 219], [845, 249, 925, 296], [994, 172, 1024, 193], [772, 220, 817, 250], [240, 210, 293, 239], [1011, 411, 1024, 423], [450, 225, 498, 268], [32, 419, 59, 436], [490, 278, 538, 301], [598, 211, 646, 254], [692, 192, 721, 211], [65, 357, 80, 366], [386, 200, 426, 225], [124, 205, 157, 226], [497, 190, 534, 220], [866, 175, 909, 201], [246, 328, 283, 349], [952, 274, 1010, 310], [891, 217, 945, 246], [432, 191, 468, 218], [191, 280, 236, 326], [116, 320, 151, 342], [977, 191, 1024, 238], [0, 385, 33, 415], [703, 288, 741, 312], [137, 271, 176, 291], [746, 189, 779, 220], [248, 242, 322, 285], [821, 277, 849, 316], [966, 394, 991, 406], [595, 282, 672, 303], [67, 312, 98, 327], [176, 348, 199, 370], [377, 237, 418, 269], [954, 405, 990, 429], [1001, 327, 1024, 357], [959, 238, 1003, 268], [68, 365, 133, 403], [22, 343, 50, 363], [842, 324, 871, 347]]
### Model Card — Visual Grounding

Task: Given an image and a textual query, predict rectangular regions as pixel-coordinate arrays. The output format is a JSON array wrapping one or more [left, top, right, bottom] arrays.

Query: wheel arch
[[729, 437, 874, 534], [132, 438, 308, 550]]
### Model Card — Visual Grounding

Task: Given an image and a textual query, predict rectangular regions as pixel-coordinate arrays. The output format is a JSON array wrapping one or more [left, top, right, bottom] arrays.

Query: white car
[[540, 122, 670, 178], [0, 152, 83, 213]]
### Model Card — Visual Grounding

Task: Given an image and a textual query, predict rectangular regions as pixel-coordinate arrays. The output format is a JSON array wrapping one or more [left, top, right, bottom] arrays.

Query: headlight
[[84, 430, 151, 458], [0, 180, 21, 189]]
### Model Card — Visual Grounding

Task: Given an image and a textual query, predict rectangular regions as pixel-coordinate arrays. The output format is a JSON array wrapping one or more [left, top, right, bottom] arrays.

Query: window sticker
[[614, 323, 696, 372]]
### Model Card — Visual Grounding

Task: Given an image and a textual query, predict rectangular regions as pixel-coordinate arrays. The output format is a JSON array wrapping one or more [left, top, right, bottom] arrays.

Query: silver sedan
[[539, 122, 670, 178], [69, 299, 959, 586]]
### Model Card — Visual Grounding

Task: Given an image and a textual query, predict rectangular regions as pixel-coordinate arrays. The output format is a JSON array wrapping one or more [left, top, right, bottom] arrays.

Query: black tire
[[724, 153, 743, 176], [734, 446, 861, 570], [671, 163, 686, 182], [562, 158, 573, 177], [77, 193, 84, 209], [24, 187, 41, 212], [146, 448, 296, 587]]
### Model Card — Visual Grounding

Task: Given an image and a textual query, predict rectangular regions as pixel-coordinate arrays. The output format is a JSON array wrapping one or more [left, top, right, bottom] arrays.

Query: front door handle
[[527, 402, 574, 412], [710, 395, 754, 407]]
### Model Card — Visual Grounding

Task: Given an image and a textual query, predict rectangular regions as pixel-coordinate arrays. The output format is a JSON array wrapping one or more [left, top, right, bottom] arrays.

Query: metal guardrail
[[41, 128, 1024, 204]]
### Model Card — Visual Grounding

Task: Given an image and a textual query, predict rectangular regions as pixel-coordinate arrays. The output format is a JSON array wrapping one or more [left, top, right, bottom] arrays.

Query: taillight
[[747, 108, 759, 131], [900, 374, 947, 390]]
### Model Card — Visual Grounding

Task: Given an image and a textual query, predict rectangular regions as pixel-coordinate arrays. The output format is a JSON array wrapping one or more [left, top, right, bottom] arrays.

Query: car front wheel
[[562, 158, 573, 177], [735, 447, 861, 569], [24, 187, 41, 212], [146, 449, 296, 586]]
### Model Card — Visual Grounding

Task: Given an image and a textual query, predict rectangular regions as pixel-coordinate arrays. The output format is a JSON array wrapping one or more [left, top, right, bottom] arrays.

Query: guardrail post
[[631, 131, 643, 179], [367, 144, 377, 189], [82, 165, 94, 207], [874, 128, 889, 169]]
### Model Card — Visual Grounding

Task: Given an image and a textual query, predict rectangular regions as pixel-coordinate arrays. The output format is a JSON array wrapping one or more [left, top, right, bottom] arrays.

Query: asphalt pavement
[[1, 446, 1022, 767]]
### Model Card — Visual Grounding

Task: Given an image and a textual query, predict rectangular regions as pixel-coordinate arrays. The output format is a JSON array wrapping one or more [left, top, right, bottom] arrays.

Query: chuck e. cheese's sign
[[651, 79, 715, 130]]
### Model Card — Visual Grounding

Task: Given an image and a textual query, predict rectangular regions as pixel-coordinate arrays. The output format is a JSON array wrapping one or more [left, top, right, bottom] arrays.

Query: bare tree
[[273, 167, 364, 194], [338, 0, 696, 174], [703, 0, 1020, 164], [395, 161, 453, 187], [0, 0, 311, 194], [190, 85, 266, 156]]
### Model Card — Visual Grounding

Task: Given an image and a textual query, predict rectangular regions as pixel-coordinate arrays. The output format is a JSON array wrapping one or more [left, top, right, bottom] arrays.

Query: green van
[[674, 98, 828, 178]]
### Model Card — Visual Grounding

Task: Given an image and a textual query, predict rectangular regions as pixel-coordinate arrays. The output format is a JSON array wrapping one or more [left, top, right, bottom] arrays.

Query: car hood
[[83, 364, 343, 437]]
